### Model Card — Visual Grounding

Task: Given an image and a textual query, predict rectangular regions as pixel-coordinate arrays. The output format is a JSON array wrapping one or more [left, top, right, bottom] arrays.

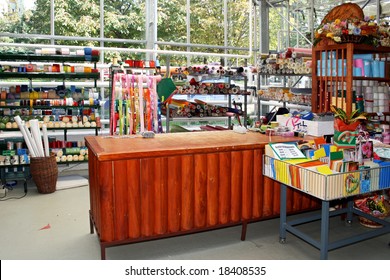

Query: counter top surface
[[85, 131, 305, 161]]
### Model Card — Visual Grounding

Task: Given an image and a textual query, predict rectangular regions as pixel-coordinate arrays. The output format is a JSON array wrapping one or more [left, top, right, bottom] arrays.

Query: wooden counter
[[86, 131, 319, 259]]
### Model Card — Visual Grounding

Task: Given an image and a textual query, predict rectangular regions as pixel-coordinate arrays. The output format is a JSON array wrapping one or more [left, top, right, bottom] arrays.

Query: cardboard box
[[277, 115, 334, 137]]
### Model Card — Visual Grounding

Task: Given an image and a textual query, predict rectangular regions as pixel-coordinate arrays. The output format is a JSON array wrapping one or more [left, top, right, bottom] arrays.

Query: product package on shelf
[[276, 114, 334, 137]]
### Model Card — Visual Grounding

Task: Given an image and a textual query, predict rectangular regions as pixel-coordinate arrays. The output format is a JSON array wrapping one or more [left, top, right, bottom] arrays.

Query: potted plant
[[330, 105, 366, 148]]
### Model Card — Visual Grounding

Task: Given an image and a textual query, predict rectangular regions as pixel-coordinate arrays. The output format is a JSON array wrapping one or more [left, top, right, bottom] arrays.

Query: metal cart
[[263, 155, 390, 259]]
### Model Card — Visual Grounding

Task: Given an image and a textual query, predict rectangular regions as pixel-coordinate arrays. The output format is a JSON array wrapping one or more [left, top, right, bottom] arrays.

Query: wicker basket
[[358, 215, 387, 228], [30, 153, 58, 194]]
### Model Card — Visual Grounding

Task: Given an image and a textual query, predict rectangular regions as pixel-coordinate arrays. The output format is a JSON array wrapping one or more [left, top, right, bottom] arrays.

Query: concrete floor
[[0, 170, 389, 261]]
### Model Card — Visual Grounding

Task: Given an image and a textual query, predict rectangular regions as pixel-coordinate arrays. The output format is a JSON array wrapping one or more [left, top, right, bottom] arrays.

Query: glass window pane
[[157, 0, 187, 43], [104, 0, 146, 41], [54, 0, 101, 40], [24, 0, 49, 35], [190, 0, 224, 46]]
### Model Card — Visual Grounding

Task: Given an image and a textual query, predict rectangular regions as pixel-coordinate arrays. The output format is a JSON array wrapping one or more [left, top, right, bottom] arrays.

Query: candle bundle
[[14, 116, 51, 158]]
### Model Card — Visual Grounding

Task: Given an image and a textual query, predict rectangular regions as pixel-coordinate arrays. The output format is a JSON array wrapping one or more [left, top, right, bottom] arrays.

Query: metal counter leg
[[346, 199, 354, 224], [320, 200, 330, 260], [279, 183, 287, 243]]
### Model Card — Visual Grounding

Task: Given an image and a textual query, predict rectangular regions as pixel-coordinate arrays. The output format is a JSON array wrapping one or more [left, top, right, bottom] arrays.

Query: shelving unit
[[163, 74, 250, 132], [0, 53, 99, 87], [257, 73, 312, 119], [0, 51, 101, 184], [311, 43, 390, 116]]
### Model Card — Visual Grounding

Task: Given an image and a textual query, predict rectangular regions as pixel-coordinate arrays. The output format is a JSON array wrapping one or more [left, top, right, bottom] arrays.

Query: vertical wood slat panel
[[99, 161, 115, 242], [252, 148, 264, 218], [242, 150, 254, 220], [194, 154, 207, 228], [207, 153, 219, 227], [230, 151, 243, 222], [113, 160, 129, 241], [262, 176, 274, 217], [218, 152, 231, 224], [153, 157, 168, 235], [181, 155, 194, 231], [272, 180, 281, 215], [167, 156, 182, 233], [127, 159, 141, 239], [95, 148, 320, 243], [140, 158, 155, 237], [88, 151, 99, 232]]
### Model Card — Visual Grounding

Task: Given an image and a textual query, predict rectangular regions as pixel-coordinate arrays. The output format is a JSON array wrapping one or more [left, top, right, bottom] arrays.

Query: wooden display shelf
[[312, 43, 390, 116]]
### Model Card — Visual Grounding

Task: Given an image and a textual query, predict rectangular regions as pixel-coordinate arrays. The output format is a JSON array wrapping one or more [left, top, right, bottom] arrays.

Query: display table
[[263, 155, 390, 259], [85, 131, 319, 259]]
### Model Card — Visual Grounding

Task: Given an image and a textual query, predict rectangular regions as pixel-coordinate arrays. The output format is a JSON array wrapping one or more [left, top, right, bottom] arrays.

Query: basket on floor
[[30, 153, 58, 194]]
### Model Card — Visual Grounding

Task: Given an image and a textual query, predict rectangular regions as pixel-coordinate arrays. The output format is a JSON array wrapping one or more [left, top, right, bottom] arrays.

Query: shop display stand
[[311, 43, 390, 116], [0, 52, 101, 187], [85, 132, 320, 260], [108, 65, 159, 135], [257, 73, 312, 119], [164, 74, 249, 131], [264, 155, 390, 259]]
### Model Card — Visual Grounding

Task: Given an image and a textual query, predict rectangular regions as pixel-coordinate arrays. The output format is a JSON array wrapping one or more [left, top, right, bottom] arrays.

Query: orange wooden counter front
[[85, 131, 318, 259]]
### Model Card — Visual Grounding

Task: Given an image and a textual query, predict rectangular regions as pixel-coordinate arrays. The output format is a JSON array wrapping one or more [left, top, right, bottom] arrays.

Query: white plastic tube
[[42, 124, 50, 157], [14, 116, 37, 158], [21, 124, 40, 157], [29, 119, 45, 157]]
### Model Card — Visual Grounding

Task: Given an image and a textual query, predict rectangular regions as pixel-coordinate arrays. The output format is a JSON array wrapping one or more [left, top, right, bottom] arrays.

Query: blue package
[[374, 160, 390, 189]]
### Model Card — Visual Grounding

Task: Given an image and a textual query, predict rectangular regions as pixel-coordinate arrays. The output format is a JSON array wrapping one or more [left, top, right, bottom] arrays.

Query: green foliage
[[1, 0, 252, 65], [330, 105, 366, 125]]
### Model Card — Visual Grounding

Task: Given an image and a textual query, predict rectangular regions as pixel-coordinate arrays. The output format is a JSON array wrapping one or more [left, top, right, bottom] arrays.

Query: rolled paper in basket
[[21, 124, 39, 157], [42, 124, 50, 157], [29, 119, 45, 157], [14, 116, 37, 157]]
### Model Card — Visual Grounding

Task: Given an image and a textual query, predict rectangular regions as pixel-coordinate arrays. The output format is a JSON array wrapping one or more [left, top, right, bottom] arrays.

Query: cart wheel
[[345, 220, 353, 226], [279, 238, 286, 244]]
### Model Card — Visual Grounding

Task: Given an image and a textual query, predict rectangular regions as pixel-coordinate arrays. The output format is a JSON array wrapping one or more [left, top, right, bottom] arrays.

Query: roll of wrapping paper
[[137, 75, 145, 133], [42, 124, 50, 157], [118, 99, 123, 135], [130, 75, 135, 134], [151, 76, 159, 133], [125, 74, 130, 135], [30, 119, 45, 157], [145, 88, 152, 131], [125, 100, 130, 135], [110, 74, 117, 135], [14, 116, 37, 157], [286, 47, 312, 58]]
